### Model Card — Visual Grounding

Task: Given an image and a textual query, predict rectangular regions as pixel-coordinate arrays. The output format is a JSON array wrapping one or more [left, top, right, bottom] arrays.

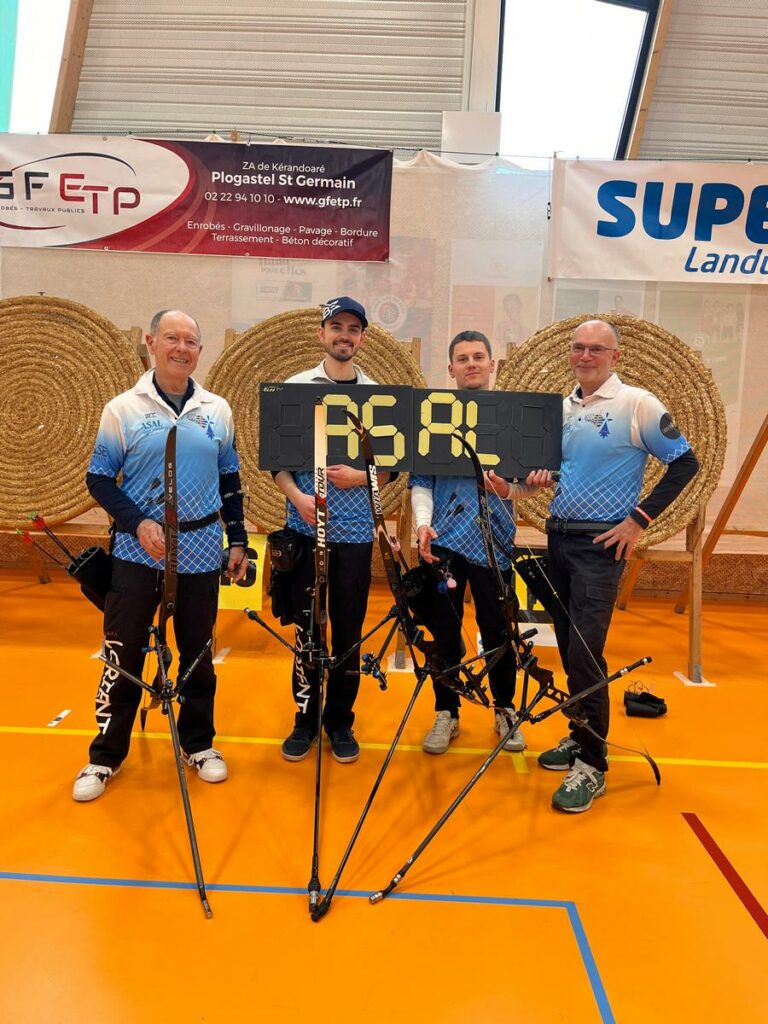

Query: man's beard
[[332, 345, 354, 362]]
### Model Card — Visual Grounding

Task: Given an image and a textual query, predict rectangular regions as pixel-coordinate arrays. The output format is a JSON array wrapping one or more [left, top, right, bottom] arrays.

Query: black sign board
[[258, 384, 562, 477], [259, 384, 413, 471], [411, 389, 562, 478]]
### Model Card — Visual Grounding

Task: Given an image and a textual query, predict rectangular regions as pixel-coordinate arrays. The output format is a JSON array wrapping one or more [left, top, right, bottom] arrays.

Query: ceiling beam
[[49, 0, 94, 133]]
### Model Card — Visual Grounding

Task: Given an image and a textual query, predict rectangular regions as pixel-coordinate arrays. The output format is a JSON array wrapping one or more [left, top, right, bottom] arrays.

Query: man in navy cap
[[273, 297, 391, 764]]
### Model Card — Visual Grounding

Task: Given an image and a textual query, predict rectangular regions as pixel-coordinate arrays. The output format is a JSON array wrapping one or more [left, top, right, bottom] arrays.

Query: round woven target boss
[[0, 295, 144, 529], [495, 313, 726, 548], [205, 306, 426, 532]]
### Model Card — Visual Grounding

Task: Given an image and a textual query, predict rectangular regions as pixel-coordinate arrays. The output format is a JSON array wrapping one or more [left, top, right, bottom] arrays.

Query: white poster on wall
[[550, 159, 768, 284], [449, 239, 543, 362]]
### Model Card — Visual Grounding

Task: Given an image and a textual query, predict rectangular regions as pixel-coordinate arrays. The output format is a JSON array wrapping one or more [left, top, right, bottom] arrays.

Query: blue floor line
[[0, 870, 614, 1022], [565, 902, 616, 1024]]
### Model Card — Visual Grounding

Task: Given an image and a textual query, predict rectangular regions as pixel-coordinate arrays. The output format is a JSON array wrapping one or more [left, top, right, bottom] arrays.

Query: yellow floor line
[[2, 724, 766, 770]]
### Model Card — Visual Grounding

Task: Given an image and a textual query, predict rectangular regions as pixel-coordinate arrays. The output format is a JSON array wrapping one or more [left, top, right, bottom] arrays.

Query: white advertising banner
[[550, 159, 768, 284], [0, 133, 392, 260]]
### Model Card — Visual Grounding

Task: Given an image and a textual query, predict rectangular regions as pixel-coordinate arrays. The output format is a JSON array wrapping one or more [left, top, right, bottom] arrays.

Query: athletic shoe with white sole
[[72, 763, 120, 802], [184, 747, 228, 783], [537, 735, 581, 770], [281, 726, 317, 762], [494, 708, 526, 752], [422, 710, 460, 754], [551, 758, 606, 813]]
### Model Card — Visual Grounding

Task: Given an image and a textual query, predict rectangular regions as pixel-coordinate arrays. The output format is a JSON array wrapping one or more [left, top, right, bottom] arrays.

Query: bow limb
[[313, 399, 329, 657], [161, 424, 179, 637], [451, 432, 549, 688], [141, 424, 178, 727], [346, 411, 415, 635]]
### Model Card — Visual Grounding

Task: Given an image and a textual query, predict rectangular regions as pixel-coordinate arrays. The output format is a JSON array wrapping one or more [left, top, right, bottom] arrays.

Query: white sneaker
[[423, 711, 460, 754], [184, 747, 228, 783], [494, 708, 526, 752], [73, 764, 120, 802]]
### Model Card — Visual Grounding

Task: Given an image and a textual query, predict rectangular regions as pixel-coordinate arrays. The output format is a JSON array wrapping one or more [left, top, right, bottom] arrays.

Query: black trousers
[[88, 558, 220, 768], [289, 540, 373, 734], [420, 553, 517, 717], [547, 533, 625, 773]]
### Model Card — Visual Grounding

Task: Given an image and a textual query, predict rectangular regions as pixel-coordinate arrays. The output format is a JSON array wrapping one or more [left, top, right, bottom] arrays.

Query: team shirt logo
[[583, 411, 613, 437]]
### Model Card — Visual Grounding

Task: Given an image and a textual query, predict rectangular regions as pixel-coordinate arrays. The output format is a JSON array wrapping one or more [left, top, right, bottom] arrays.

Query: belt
[[179, 511, 220, 532], [119, 511, 220, 536], [546, 518, 620, 536]]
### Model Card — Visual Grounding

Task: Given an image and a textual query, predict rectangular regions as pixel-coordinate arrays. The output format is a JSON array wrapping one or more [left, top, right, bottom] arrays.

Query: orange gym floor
[[0, 569, 766, 1023]]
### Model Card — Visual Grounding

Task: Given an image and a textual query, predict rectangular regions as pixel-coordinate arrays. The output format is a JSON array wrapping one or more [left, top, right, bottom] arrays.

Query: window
[[4, 0, 69, 133], [498, 0, 656, 163]]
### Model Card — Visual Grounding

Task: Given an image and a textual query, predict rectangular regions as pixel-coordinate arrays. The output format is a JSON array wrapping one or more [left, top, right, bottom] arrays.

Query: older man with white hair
[[73, 310, 249, 802]]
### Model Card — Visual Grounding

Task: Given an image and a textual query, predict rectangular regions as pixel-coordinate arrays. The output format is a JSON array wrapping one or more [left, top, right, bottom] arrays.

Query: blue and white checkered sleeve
[[217, 403, 241, 475], [86, 404, 125, 478], [408, 474, 434, 491], [634, 393, 692, 465]]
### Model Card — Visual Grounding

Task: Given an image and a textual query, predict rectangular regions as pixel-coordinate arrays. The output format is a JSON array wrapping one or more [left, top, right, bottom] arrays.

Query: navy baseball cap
[[321, 296, 368, 330]]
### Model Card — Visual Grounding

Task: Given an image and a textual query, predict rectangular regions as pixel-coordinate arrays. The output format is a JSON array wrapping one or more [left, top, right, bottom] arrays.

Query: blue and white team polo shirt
[[284, 361, 378, 545], [409, 474, 516, 571], [550, 373, 692, 522], [87, 370, 240, 573]]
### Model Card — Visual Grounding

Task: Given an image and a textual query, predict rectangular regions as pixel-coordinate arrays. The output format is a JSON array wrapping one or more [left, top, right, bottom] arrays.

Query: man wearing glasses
[[73, 310, 249, 801], [539, 319, 699, 813]]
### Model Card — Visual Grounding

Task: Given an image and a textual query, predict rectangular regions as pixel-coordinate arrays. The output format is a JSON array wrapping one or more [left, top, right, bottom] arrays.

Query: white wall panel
[[71, 0, 474, 151], [639, 0, 768, 160]]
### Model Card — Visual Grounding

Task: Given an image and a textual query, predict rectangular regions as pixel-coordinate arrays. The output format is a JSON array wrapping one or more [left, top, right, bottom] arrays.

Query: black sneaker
[[329, 727, 360, 764], [281, 725, 317, 762]]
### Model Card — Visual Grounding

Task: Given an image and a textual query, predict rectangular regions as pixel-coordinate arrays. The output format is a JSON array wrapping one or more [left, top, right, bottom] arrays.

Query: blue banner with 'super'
[[550, 158, 768, 284]]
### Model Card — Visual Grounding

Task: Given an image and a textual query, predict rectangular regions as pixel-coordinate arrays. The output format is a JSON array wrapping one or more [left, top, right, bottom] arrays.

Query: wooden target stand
[[616, 505, 707, 684], [12, 327, 145, 583], [617, 415, 768, 683]]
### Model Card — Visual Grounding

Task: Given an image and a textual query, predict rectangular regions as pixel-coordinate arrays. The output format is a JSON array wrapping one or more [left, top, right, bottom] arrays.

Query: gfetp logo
[[0, 135, 190, 246]]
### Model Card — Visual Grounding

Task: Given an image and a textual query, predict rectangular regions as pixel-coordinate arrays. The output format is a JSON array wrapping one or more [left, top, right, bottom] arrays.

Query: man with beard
[[273, 297, 391, 764]]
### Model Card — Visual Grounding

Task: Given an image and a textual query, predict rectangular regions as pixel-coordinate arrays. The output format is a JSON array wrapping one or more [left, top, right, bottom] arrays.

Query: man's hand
[[137, 519, 165, 560], [485, 468, 553, 499], [417, 524, 440, 564], [594, 517, 644, 561], [525, 469, 553, 490], [226, 545, 250, 583], [294, 492, 317, 526], [484, 470, 511, 498], [326, 465, 366, 489]]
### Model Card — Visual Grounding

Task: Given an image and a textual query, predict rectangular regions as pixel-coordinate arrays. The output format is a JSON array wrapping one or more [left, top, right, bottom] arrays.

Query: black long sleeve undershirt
[[628, 449, 700, 529], [86, 469, 248, 548]]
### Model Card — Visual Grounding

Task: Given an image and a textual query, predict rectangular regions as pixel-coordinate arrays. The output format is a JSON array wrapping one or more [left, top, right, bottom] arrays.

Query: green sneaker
[[551, 759, 606, 813], [537, 735, 580, 771]]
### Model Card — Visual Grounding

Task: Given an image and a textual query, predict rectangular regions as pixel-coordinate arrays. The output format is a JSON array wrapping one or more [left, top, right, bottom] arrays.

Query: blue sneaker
[[282, 726, 317, 762], [329, 727, 359, 764]]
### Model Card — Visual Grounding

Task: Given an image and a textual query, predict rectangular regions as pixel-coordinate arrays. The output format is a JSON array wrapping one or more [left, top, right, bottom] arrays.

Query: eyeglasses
[[570, 344, 618, 356]]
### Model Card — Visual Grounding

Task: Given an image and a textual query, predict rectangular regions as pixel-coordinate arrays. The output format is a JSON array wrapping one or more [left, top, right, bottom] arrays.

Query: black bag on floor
[[624, 690, 668, 718]]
